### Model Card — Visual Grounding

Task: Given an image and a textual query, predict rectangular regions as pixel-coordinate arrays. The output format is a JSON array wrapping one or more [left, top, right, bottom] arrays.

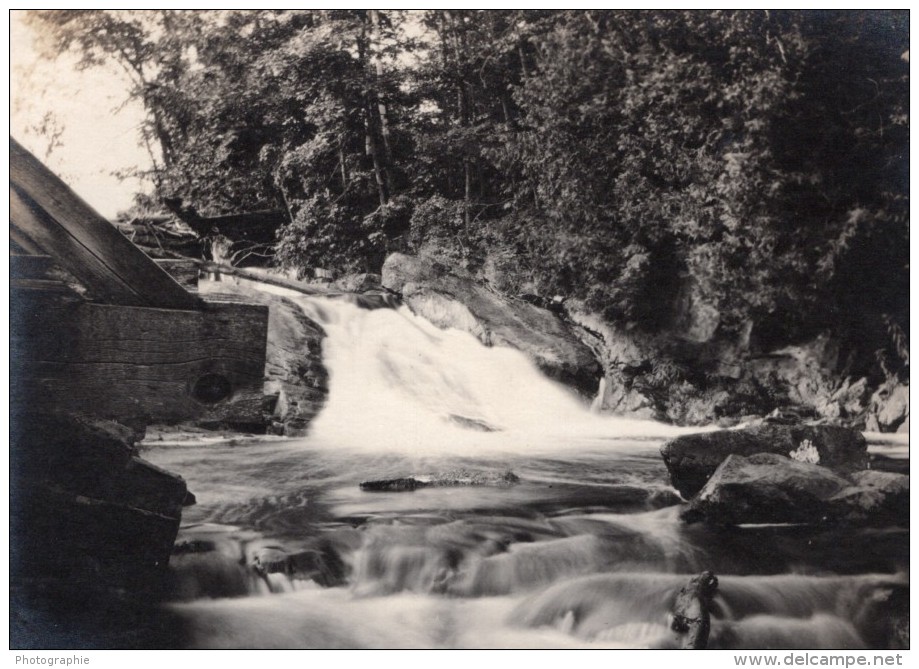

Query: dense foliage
[[28, 9, 908, 367]]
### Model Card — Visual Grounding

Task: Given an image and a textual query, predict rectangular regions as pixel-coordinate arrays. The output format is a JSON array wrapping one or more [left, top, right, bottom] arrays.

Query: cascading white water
[[293, 293, 710, 455], [141, 282, 908, 650]]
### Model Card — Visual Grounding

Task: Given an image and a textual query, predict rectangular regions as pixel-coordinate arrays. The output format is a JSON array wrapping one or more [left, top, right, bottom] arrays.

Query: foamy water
[[294, 293, 713, 455], [141, 281, 908, 650]]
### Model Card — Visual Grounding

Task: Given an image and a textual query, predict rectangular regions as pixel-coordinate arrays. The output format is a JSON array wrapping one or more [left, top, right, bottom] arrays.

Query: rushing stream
[[143, 293, 909, 649]]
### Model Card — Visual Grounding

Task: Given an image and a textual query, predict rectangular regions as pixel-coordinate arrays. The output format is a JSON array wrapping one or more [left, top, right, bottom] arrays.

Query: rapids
[[143, 291, 909, 649]]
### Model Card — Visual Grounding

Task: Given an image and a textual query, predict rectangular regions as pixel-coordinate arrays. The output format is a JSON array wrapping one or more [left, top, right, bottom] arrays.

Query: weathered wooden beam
[[10, 254, 55, 280], [155, 259, 200, 291], [9, 223, 45, 255], [10, 278, 72, 293], [11, 290, 269, 427], [10, 186, 146, 304], [9, 137, 200, 310]]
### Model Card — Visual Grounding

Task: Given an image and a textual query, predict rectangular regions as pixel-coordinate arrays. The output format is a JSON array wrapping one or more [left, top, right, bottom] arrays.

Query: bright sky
[[10, 11, 153, 218]]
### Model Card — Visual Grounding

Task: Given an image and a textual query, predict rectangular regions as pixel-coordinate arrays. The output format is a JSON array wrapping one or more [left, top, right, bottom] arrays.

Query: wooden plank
[[11, 294, 269, 426], [10, 279, 71, 293], [155, 259, 199, 290], [9, 223, 45, 255], [10, 254, 55, 279], [10, 186, 145, 305], [9, 137, 200, 310]]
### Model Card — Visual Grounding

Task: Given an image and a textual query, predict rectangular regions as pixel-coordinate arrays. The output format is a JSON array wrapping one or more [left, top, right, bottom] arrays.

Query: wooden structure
[[10, 137, 270, 428], [177, 207, 287, 267]]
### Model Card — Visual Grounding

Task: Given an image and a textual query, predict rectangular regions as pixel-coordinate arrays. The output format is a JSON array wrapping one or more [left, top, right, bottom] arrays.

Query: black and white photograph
[[9, 7, 910, 653]]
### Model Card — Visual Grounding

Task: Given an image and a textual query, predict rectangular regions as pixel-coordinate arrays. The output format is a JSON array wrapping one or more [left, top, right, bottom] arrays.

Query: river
[[142, 293, 908, 649]]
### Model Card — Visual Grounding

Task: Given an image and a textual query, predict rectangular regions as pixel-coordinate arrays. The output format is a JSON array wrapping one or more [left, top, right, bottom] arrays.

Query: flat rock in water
[[447, 414, 498, 432], [683, 453, 908, 526], [359, 477, 424, 492], [360, 469, 519, 492], [660, 424, 868, 499]]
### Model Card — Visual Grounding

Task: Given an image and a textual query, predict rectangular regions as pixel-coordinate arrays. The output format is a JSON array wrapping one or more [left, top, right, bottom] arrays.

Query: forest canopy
[[26, 9, 908, 362]]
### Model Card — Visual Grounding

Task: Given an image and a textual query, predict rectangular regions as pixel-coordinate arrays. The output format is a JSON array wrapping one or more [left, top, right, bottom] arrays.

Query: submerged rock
[[660, 424, 868, 499], [251, 543, 348, 588], [360, 470, 520, 492], [848, 581, 909, 650], [382, 253, 601, 398], [447, 414, 498, 432], [683, 453, 908, 526], [360, 477, 424, 492]]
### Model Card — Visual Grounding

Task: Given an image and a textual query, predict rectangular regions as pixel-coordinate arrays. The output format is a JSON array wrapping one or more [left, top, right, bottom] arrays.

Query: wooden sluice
[[9, 137, 270, 429]]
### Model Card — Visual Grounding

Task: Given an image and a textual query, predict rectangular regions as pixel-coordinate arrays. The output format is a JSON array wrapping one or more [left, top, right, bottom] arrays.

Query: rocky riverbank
[[11, 412, 190, 594], [382, 253, 602, 398], [381, 251, 908, 432]]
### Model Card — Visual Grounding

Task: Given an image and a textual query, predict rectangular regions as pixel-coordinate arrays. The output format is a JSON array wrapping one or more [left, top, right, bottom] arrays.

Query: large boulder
[[382, 253, 601, 397], [683, 453, 908, 526], [201, 278, 328, 435], [661, 424, 868, 499], [563, 304, 663, 420], [11, 411, 189, 595], [828, 470, 910, 525], [683, 453, 851, 525]]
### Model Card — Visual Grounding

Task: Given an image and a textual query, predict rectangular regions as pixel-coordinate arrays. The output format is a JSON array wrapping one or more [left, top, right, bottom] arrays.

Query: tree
[[27, 9, 908, 372]]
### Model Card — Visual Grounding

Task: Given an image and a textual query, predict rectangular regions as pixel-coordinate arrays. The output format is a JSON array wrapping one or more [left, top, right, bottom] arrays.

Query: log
[[196, 261, 343, 297], [10, 137, 199, 310], [670, 571, 719, 649]]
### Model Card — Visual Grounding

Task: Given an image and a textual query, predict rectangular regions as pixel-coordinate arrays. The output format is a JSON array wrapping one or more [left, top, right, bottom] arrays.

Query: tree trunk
[[518, 45, 530, 80], [365, 10, 394, 200], [366, 106, 389, 206], [501, 92, 515, 131], [369, 10, 393, 158], [464, 158, 472, 233], [447, 10, 473, 233], [338, 139, 348, 191], [358, 18, 388, 206]]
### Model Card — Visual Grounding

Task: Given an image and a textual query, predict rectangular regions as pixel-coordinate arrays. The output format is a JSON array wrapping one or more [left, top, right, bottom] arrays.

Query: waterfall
[[291, 294, 709, 455]]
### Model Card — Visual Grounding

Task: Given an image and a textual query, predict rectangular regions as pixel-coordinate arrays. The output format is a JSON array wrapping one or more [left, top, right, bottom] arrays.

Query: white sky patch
[[10, 11, 153, 218]]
